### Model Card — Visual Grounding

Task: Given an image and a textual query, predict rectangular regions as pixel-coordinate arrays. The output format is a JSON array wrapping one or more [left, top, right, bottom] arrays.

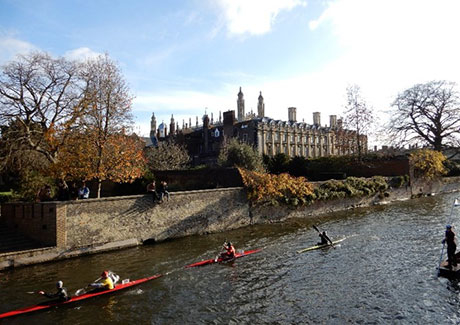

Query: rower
[[443, 225, 457, 269], [90, 270, 118, 290], [221, 241, 236, 260], [317, 231, 330, 245], [38, 281, 69, 301]]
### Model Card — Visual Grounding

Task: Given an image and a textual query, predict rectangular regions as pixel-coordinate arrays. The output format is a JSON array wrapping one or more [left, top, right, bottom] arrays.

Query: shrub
[[409, 149, 446, 180], [239, 168, 314, 206]]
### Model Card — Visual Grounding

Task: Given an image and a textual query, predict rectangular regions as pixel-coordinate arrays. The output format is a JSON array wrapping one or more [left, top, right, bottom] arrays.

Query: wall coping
[[1, 187, 245, 206]]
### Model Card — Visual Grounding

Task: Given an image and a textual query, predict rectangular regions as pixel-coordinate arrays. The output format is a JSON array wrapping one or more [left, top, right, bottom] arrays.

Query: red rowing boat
[[0, 274, 162, 319], [185, 249, 261, 268]]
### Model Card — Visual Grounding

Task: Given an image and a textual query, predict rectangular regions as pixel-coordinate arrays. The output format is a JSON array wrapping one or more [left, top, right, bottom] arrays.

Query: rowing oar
[[75, 276, 101, 296], [312, 225, 335, 248]]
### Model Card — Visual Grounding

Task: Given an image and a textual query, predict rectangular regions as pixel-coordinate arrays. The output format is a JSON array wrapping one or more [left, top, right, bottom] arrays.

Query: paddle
[[214, 241, 226, 262], [75, 277, 101, 296], [312, 225, 335, 248]]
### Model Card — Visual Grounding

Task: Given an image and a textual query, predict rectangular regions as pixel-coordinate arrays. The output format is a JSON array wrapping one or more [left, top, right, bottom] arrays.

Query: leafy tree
[[218, 138, 264, 171], [265, 153, 290, 174], [388, 80, 460, 151], [52, 131, 146, 196], [287, 156, 309, 177], [146, 141, 190, 170], [343, 84, 373, 159], [409, 149, 446, 179]]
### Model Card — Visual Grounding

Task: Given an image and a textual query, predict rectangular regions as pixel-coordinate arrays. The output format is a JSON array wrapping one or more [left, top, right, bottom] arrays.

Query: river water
[[2, 193, 460, 324]]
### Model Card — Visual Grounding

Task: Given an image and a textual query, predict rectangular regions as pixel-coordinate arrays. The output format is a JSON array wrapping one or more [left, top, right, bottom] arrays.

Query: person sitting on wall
[[146, 180, 159, 203], [158, 181, 169, 202], [38, 280, 69, 301], [89, 270, 119, 290], [78, 182, 90, 199], [37, 185, 53, 202]]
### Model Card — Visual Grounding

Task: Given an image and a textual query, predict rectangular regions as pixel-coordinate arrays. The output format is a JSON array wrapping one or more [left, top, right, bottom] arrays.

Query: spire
[[237, 87, 245, 121], [257, 91, 265, 118]]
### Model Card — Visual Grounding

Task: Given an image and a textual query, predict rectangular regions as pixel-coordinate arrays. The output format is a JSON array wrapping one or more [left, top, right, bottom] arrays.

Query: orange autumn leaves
[[239, 168, 314, 206], [50, 130, 146, 185]]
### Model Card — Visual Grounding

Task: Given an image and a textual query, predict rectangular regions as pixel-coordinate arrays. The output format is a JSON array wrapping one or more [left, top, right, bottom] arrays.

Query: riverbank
[[1, 176, 460, 270]]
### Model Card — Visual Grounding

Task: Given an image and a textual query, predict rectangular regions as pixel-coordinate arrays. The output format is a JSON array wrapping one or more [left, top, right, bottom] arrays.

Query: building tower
[[169, 114, 175, 135], [149, 112, 158, 147], [257, 91, 265, 118], [237, 87, 245, 122], [288, 107, 297, 123]]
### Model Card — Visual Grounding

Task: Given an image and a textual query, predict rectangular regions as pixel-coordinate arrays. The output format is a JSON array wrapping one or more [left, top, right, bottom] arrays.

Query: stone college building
[[149, 88, 367, 165]]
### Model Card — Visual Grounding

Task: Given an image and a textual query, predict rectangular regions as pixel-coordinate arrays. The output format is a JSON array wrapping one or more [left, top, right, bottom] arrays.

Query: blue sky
[[1, 0, 460, 147]]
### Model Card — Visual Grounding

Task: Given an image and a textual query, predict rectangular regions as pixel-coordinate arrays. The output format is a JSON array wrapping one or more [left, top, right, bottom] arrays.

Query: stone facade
[[149, 88, 367, 165]]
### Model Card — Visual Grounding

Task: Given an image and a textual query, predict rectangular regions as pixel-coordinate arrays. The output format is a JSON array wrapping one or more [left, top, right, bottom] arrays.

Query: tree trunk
[[97, 179, 102, 198]]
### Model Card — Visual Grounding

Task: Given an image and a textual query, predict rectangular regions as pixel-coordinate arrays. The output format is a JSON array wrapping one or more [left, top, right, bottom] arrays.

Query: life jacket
[[226, 245, 236, 257], [101, 277, 114, 290]]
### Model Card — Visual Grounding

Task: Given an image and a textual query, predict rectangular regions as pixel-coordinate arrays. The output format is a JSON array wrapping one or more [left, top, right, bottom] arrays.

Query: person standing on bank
[[443, 225, 457, 268], [78, 182, 90, 199]]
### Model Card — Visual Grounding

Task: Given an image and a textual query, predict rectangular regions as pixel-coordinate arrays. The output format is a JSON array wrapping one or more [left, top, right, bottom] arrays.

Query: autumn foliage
[[51, 131, 146, 192], [409, 149, 447, 180], [238, 168, 314, 206]]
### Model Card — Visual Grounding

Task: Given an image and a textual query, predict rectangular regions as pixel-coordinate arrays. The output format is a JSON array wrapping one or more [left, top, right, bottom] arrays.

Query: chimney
[[288, 107, 297, 123], [329, 115, 337, 128], [313, 112, 321, 126]]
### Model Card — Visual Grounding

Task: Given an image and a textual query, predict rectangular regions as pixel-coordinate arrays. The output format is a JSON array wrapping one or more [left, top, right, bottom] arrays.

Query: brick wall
[[1, 202, 58, 246]]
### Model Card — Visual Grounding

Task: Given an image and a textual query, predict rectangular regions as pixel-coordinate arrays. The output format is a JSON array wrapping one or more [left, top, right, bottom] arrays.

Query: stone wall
[[2, 177, 460, 255], [63, 187, 249, 249]]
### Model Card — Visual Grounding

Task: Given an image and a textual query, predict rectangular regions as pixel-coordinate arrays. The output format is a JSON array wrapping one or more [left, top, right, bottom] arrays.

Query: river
[[1, 193, 460, 324]]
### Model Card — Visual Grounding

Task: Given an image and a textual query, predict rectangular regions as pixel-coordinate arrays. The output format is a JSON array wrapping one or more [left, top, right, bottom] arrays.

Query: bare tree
[[146, 141, 190, 171], [0, 52, 83, 166], [343, 84, 373, 159], [387, 80, 460, 151]]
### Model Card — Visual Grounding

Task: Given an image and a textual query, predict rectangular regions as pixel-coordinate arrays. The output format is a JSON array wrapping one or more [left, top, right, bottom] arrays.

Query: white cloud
[[305, 0, 460, 144], [64, 47, 102, 61], [133, 0, 460, 147], [216, 0, 307, 36], [0, 36, 37, 64]]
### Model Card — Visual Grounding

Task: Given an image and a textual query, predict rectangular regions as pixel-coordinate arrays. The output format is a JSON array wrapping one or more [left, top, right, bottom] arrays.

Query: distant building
[[148, 88, 367, 165]]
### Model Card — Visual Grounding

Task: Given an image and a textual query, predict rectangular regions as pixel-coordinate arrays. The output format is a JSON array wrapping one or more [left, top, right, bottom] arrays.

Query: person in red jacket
[[220, 241, 236, 260]]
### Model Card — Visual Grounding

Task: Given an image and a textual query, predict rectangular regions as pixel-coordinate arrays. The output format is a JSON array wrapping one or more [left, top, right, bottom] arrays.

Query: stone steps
[[0, 224, 43, 253]]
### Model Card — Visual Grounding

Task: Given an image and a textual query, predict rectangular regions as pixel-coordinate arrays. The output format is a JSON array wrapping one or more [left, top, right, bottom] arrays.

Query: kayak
[[0, 274, 162, 319], [185, 249, 261, 268], [297, 238, 346, 254]]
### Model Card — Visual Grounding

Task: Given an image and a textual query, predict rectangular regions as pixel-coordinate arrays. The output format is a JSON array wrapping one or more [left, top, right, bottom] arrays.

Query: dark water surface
[[2, 193, 460, 324]]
